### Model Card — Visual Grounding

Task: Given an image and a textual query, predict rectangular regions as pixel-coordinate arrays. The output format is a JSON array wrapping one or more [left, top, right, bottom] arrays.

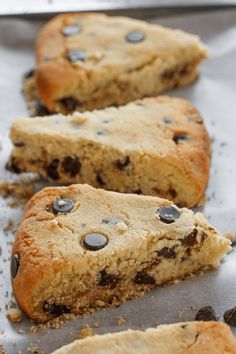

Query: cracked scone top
[[27, 12, 208, 114], [51, 322, 236, 354], [8, 96, 211, 207], [11, 184, 230, 322]]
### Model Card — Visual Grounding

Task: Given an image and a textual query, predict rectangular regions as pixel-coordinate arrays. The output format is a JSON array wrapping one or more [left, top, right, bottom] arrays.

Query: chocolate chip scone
[[25, 12, 208, 115], [11, 184, 230, 322], [7, 96, 210, 207], [51, 322, 236, 354]]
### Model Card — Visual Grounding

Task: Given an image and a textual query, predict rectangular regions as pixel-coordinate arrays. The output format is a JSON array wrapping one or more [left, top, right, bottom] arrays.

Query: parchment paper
[[0, 9, 236, 354]]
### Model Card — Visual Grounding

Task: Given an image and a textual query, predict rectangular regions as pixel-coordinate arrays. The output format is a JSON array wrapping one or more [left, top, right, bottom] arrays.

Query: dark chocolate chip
[[182, 229, 198, 246], [224, 306, 236, 326], [96, 174, 106, 186], [116, 156, 130, 171], [96, 131, 106, 136], [47, 159, 60, 180], [161, 70, 175, 80], [99, 269, 118, 288], [11, 253, 20, 279], [133, 188, 142, 195], [82, 233, 108, 251], [24, 68, 35, 79], [43, 302, 71, 316], [126, 31, 145, 43], [163, 117, 172, 124], [62, 156, 81, 177], [195, 306, 218, 321], [52, 198, 74, 214], [168, 189, 177, 199], [6, 158, 21, 174], [102, 119, 110, 124], [133, 271, 156, 285], [62, 25, 81, 36], [67, 49, 86, 62], [157, 206, 180, 224], [14, 142, 25, 147], [157, 247, 176, 259], [35, 100, 50, 116], [59, 97, 80, 112], [173, 133, 188, 144], [181, 324, 187, 329]]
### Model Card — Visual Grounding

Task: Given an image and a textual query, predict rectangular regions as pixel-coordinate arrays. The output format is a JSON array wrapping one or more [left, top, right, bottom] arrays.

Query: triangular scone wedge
[[7, 96, 210, 207], [51, 322, 236, 354], [32, 13, 208, 114], [11, 184, 230, 322]]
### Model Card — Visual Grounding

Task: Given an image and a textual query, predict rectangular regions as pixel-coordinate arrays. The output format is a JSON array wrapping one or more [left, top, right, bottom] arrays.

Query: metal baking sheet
[[0, 8, 236, 354]]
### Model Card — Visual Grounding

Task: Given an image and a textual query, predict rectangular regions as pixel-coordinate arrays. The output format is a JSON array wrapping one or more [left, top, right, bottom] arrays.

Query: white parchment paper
[[0, 9, 236, 354]]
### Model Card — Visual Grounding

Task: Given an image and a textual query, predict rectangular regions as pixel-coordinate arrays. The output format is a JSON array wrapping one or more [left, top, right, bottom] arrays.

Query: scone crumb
[[92, 321, 100, 328], [6, 308, 22, 323], [30, 326, 38, 334], [71, 112, 87, 125], [78, 324, 95, 339], [0, 180, 35, 203], [224, 231, 235, 243], [3, 218, 15, 233], [27, 346, 44, 354], [116, 316, 126, 326], [0, 345, 5, 354]]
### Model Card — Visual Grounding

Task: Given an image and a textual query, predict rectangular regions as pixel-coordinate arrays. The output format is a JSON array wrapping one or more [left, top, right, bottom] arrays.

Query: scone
[[26, 12, 208, 115], [11, 184, 230, 322], [7, 96, 211, 207], [51, 322, 236, 354]]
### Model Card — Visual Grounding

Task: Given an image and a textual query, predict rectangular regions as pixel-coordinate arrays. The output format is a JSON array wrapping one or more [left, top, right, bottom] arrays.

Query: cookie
[[29, 12, 208, 114], [11, 184, 230, 322], [51, 321, 236, 353], [7, 96, 210, 207]]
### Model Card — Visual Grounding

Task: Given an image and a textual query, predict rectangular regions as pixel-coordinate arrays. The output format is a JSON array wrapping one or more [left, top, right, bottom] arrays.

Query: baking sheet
[[0, 8, 236, 354]]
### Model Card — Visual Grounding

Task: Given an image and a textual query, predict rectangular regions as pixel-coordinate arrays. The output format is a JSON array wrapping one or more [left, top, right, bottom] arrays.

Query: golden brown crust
[[35, 13, 208, 113], [52, 321, 236, 353]]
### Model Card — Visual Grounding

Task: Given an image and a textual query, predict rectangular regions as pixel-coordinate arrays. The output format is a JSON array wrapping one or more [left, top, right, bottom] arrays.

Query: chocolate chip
[[52, 198, 74, 214], [168, 189, 177, 199], [133, 188, 142, 195], [96, 174, 106, 186], [47, 159, 60, 180], [224, 306, 236, 326], [82, 233, 108, 251], [11, 254, 20, 279], [173, 133, 188, 144], [59, 97, 80, 112], [133, 271, 156, 285], [24, 68, 35, 79], [157, 247, 176, 259], [161, 70, 175, 80], [62, 156, 81, 177], [99, 269, 118, 288], [43, 302, 71, 316], [116, 156, 130, 171], [62, 25, 81, 36], [195, 306, 218, 321], [14, 142, 25, 147], [67, 49, 86, 62], [182, 229, 198, 246], [96, 131, 106, 136], [156, 206, 180, 224], [35, 100, 50, 116], [6, 158, 21, 174], [163, 117, 172, 124], [126, 31, 145, 43]]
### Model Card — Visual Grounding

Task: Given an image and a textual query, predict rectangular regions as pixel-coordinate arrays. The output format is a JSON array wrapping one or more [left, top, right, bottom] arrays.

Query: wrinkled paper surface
[[0, 9, 236, 354]]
